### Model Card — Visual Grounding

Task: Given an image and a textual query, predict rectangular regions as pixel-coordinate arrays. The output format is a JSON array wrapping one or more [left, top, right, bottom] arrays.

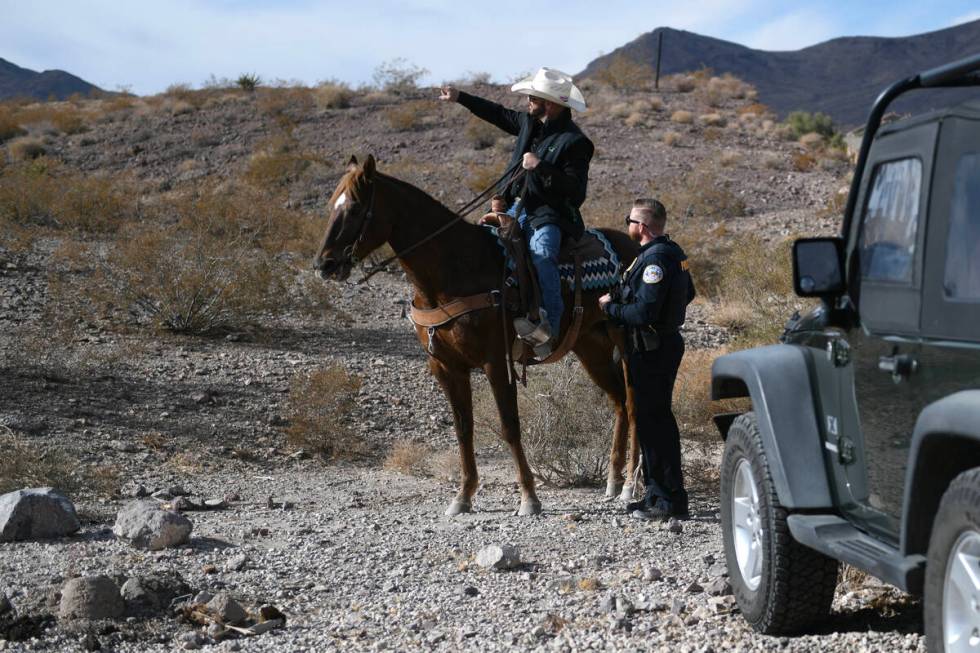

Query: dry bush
[[662, 131, 681, 147], [762, 152, 783, 169], [7, 136, 46, 160], [624, 112, 645, 128], [702, 126, 723, 143], [719, 150, 741, 167], [384, 100, 429, 131], [670, 110, 693, 124], [464, 115, 499, 149], [285, 365, 363, 460], [244, 134, 318, 190], [429, 449, 460, 483], [258, 86, 315, 125], [650, 162, 747, 222], [0, 426, 118, 498], [738, 102, 770, 117], [700, 113, 726, 127], [359, 91, 399, 106], [168, 100, 195, 116], [674, 347, 726, 438], [648, 97, 664, 112], [313, 81, 354, 109], [799, 132, 824, 150], [0, 114, 26, 142], [593, 55, 654, 91], [669, 75, 696, 93], [465, 160, 506, 193], [609, 102, 631, 119], [384, 440, 433, 476], [792, 151, 817, 172], [476, 361, 613, 487], [373, 58, 428, 94]]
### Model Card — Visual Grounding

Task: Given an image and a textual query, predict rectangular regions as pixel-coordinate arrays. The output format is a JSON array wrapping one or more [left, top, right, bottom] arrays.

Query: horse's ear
[[362, 154, 376, 180], [346, 154, 358, 172]]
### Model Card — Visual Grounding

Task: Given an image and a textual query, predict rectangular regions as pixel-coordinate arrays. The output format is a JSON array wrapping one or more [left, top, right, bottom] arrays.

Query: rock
[[707, 562, 728, 578], [0, 592, 11, 616], [461, 585, 479, 598], [203, 499, 227, 510], [224, 553, 248, 572], [120, 572, 192, 613], [685, 581, 704, 594], [121, 482, 149, 498], [643, 566, 663, 582], [193, 591, 214, 605], [178, 630, 205, 650], [206, 593, 247, 625], [616, 596, 635, 617], [475, 544, 520, 570], [59, 576, 125, 620], [705, 578, 732, 596], [0, 488, 80, 542], [113, 500, 193, 550], [667, 518, 683, 534], [111, 440, 140, 453], [599, 594, 616, 613], [670, 597, 686, 616]]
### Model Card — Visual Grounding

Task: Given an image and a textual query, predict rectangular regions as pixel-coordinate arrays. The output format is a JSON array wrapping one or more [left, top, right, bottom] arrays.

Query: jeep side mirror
[[793, 237, 845, 297]]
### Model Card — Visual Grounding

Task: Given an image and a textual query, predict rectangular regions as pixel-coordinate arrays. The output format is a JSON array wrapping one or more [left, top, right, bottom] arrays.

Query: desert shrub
[[593, 54, 655, 91], [257, 86, 314, 127], [285, 365, 363, 459], [475, 361, 613, 487], [738, 102, 769, 117], [373, 58, 428, 94], [650, 162, 746, 222], [244, 134, 314, 189], [383, 100, 429, 131], [87, 222, 287, 332], [762, 152, 783, 169], [609, 102, 631, 119], [719, 150, 741, 167], [236, 73, 261, 92], [791, 151, 817, 172], [703, 74, 747, 107], [165, 83, 194, 101], [384, 440, 433, 476], [784, 110, 836, 140], [798, 131, 824, 150], [464, 115, 498, 149], [700, 113, 726, 127], [313, 80, 354, 109], [670, 75, 696, 93], [670, 110, 693, 124], [168, 100, 195, 116], [7, 136, 46, 160], [662, 131, 681, 147], [702, 126, 723, 142], [465, 160, 506, 193], [624, 112, 645, 128], [0, 426, 118, 498], [0, 113, 26, 143]]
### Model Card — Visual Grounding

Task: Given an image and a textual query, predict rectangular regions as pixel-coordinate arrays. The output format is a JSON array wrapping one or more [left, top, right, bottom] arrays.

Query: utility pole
[[655, 31, 664, 90]]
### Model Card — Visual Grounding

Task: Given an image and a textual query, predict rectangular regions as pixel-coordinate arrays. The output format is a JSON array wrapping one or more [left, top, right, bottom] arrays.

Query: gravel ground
[[0, 258, 924, 652]]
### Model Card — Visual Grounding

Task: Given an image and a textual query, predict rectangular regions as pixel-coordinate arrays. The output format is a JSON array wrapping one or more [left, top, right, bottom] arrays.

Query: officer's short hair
[[633, 198, 667, 228]]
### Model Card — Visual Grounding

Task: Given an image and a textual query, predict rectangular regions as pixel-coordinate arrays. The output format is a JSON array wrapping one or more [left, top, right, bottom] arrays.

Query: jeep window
[[943, 153, 980, 300], [860, 158, 922, 284]]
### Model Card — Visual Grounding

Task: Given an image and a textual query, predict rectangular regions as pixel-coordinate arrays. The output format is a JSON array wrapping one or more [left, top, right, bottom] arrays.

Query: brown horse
[[314, 154, 640, 515]]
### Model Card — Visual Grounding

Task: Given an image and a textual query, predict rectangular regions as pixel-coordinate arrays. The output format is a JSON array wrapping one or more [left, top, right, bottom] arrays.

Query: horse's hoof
[[445, 500, 472, 517], [619, 486, 637, 502], [605, 480, 623, 499], [517, 500, 542, 516]]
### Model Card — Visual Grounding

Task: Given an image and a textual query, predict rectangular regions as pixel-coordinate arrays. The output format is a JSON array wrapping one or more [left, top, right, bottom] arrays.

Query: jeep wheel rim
[[944, 530, 980, 653], [732, 458, 763, 591]]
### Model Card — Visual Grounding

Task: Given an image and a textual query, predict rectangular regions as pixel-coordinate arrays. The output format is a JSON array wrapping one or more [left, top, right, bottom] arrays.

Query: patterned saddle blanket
[[491, 227, 621, 291]]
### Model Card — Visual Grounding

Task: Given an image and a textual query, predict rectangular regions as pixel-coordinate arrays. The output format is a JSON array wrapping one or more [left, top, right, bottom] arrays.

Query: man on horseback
[[440, 67, 594, 357]]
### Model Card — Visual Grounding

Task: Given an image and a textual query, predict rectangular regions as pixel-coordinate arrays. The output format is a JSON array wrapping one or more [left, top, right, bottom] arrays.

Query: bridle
[[334, 160, 525, 284]]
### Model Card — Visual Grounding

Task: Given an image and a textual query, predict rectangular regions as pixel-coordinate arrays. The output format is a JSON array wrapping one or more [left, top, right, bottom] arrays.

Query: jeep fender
[[711, 344, 833, 509], [902, 391, 980, 556]]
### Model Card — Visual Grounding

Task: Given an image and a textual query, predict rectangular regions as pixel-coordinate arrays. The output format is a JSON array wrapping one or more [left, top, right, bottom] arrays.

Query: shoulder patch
[[642, 264, 664, 284]]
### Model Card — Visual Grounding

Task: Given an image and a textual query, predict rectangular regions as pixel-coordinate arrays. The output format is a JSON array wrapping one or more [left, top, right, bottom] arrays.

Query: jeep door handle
[[878, 354, 918, 382]]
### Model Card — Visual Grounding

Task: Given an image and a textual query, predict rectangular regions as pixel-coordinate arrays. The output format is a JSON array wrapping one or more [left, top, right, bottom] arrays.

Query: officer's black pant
[[626, 332, 687, 509]]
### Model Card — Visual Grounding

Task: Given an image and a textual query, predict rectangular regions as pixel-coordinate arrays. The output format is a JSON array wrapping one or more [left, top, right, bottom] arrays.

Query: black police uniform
[[602, 234, 696, 515]]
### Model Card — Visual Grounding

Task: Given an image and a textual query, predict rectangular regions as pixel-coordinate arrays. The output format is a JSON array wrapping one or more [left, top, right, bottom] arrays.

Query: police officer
[[599, 198, 696, 520]]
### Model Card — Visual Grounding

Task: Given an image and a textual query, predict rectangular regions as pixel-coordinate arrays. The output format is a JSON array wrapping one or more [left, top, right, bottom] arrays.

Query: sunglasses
[[624, 215, 647, 228]]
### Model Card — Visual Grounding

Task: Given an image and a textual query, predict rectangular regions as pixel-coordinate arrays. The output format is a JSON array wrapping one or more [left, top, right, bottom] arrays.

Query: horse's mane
[[332, 165, 479, 224]]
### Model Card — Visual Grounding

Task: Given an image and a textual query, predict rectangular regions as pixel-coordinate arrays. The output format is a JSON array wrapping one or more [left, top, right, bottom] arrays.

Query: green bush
[[236, 73, 261, 92], [784, 111, 836, 140]]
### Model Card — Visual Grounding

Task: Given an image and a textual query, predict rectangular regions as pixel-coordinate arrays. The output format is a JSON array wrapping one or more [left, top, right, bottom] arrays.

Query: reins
[[354, 160, 525, 283]]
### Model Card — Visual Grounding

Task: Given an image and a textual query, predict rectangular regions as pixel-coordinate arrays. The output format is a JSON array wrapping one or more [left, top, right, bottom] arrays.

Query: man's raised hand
[[439, 86, 459, 102]]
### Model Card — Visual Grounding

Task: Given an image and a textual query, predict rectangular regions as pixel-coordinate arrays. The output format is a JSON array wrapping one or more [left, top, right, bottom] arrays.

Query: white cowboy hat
[[511, 67, 586, 112]]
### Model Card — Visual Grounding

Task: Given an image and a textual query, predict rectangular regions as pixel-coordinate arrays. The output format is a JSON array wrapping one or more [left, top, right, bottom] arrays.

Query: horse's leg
[[573, 325, 631, 499], [429, 359, 478, 516], [484, 361, 541, 516], [621, 363, 641, 501]]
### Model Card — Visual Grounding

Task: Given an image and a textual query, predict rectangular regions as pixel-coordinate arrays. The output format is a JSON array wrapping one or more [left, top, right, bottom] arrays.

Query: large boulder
[[59, 576, 125, 620], [0, 487, 80, 542], [113, 500, 192, 550]]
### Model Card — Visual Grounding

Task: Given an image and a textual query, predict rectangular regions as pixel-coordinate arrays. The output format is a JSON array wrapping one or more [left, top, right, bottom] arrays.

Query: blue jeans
[[507, 207, 563, 334]]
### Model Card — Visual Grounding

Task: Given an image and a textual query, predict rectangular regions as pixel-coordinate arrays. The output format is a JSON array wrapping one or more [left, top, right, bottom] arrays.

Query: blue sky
[[3, 1, 980, 95]]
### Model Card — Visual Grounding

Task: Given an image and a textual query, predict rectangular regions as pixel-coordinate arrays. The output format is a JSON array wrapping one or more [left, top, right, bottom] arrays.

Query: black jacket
[[457, 91, 593, 238], [604, 235, 696, 332]]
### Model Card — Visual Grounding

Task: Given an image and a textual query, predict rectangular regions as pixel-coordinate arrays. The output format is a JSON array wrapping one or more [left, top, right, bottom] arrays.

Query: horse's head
[[314, 154, 391, 281]]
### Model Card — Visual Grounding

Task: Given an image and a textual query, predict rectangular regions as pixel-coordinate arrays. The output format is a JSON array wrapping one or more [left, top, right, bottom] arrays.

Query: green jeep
[[711, 54, 980, 651]]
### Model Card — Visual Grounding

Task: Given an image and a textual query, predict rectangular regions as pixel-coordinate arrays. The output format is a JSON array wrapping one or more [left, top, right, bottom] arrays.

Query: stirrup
[[513, 309, 551, 347], [532, 338, 554, 360]]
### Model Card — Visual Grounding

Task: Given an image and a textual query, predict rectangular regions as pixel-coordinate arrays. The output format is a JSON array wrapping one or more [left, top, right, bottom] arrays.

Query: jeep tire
[[721, 412, 839, 634], [925, 467, 980, 652]]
